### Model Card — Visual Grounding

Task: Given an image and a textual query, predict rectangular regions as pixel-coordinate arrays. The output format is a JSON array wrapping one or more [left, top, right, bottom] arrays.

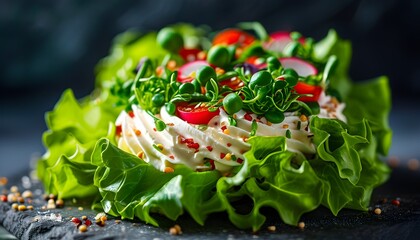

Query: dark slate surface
[[1, 166, 420, 240]]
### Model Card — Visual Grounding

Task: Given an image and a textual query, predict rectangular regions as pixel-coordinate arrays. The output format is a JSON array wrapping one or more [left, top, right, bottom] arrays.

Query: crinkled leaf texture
[[37, 89, 122, 198]]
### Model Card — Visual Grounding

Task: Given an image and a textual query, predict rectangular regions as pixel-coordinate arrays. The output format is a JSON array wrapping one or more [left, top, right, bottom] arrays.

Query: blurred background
[[1, 0, 419, 178]]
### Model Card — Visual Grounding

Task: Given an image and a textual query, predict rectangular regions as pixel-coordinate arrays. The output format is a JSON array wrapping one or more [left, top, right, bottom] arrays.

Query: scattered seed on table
[[79, 224, 88, 233], [267, 225, 276, 232], [56, 199, 64, 208], [18, 205, 26, 211], [22, 190, 33, 199], [10, 186, 19, 193], [374, 208, 382, 215], [391, 199, 400, 206], [11, 203, 19, 210], [298, 222, 305, 229]]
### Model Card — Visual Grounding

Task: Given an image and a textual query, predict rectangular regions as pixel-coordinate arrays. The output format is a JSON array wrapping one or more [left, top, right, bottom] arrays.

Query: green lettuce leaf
[[37, 89, 122, 198], [91, 138, 223, 226], [310, 117, 390, 215]]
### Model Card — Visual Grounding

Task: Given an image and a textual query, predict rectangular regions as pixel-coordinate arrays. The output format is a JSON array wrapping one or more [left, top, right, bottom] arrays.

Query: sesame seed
[[18, 205, 26, 211], [22, 190, 33, 199], [298, 221, 305, 229], [374, 208, 382, 215], [10, 186, 19, 193], [11, 203, 19, 210], [267, 225, 276, 232], [78, 207, 84, 211], [169, 227, 178, 235], [223, 129, 230, 135], [173, 224, 182, 233], [56, 199, 64, 208], [0, 177, 8, 186], [134, 129, 141, 136], [79, 224, 88, 233], [299, 115, 308, 122]]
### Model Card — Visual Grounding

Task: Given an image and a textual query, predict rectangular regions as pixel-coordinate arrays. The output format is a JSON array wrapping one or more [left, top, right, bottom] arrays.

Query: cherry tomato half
[[294, 82, 323, 102], [176, 103, 220, 125], [213, 29, 256, 47]]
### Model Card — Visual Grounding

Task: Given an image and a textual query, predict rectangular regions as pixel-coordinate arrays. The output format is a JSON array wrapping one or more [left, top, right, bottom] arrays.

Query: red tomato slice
[[176, 104, 220, 125], [213, 29, 256, 47], [219, 77, 244, 90], [294, 82, 323, 102]]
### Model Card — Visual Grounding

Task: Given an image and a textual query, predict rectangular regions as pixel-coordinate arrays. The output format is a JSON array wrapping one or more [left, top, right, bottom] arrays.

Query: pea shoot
[[207, 45, 230, 68], [157, 27, 184, 53], [196, 66, 216, 86], [109, 22, 328, 131], [223, 93, 243, 115]]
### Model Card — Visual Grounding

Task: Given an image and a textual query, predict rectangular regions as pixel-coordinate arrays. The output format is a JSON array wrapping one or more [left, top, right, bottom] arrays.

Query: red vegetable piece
[[213, 29, 255, 47], [264, 31, 305, 52], [176, 103, 220, 125], [179, 48, 202, 62], [294, 82, 323, 102], [279, 57, 318, 77], [177, 60, 209, 82]]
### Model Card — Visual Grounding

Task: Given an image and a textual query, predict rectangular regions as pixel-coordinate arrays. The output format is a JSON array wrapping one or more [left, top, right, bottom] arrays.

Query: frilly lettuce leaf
[[37, 89, 122, 198], [310, 117, 390, 215]]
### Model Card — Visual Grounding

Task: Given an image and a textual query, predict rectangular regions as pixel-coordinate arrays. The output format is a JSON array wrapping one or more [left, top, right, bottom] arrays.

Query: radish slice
[[263, 32, 305, 53], [177, 60, 209, 82], [280, 57, 318, 77]]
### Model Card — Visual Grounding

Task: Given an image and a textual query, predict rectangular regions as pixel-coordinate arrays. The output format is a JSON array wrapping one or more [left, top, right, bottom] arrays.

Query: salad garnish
[[37, 23, 392, 231]]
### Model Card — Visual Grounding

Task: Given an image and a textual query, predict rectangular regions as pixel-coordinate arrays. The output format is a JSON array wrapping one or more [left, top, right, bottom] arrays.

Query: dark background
[[1, 0, 419, 178]]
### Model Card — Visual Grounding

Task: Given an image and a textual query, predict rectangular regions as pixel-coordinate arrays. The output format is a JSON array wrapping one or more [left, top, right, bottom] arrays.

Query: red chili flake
[[128, 111, 135, 118], [84, 219, 92, 226], [209, 160, 215, 170], [220, 153, 226, 159], [0, 195, 7, 202], [244, 113, 253, 121], [153, 128, 157, 132], [71, 217, 82, 225], [169, 155, 175, 159], [115, 125, 122, 136], [391, 199, 400, 206], [237, 158, 244, 164], [221, 126, 227, 131], [206, 146, 213, 152], [187, 142, 199, 149], [227, 143, 232, 147]]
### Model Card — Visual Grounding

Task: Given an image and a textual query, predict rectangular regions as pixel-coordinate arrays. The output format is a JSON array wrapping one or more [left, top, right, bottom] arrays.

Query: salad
[[37, 22, 392, 231]]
